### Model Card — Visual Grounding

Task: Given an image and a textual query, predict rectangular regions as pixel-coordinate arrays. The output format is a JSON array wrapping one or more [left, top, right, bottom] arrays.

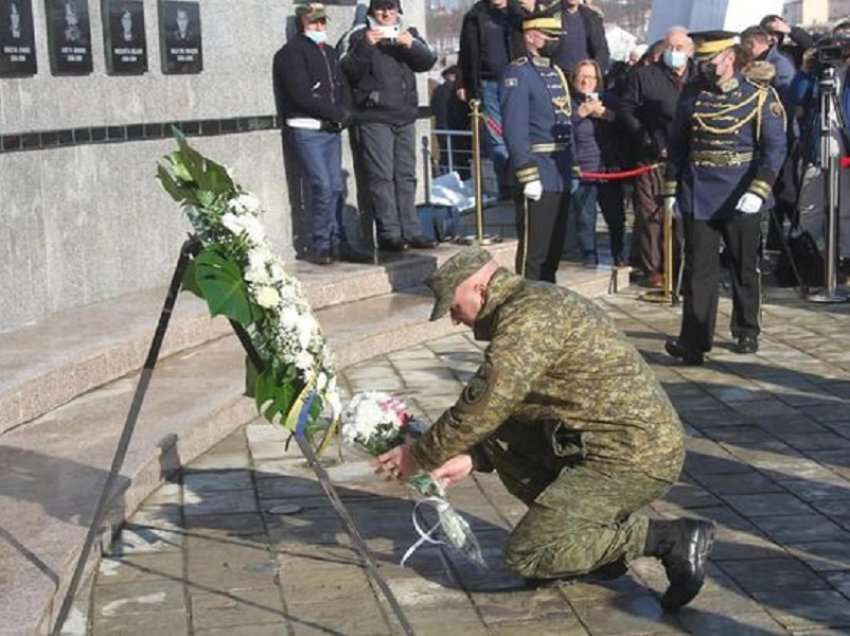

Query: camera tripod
[[808, 65, 849, 303]]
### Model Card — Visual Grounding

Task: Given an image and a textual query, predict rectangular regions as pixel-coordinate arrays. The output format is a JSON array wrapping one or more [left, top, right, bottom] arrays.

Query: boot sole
[[661, 522, 716, 611]]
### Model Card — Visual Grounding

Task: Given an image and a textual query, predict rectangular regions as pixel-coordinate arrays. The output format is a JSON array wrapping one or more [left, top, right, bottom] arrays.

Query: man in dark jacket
[[538, 0, 610, 73], [338, 0, 438, 252], [457, 0, 527, 186], [618, 26, 694, 287], [273, 3, 368, 265]]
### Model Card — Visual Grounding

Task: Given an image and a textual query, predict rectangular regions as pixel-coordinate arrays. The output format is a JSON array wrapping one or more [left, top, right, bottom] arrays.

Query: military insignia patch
[[456, 362, 497, 415], [504, 77, 518, 88], [770, 101, 784, 118]]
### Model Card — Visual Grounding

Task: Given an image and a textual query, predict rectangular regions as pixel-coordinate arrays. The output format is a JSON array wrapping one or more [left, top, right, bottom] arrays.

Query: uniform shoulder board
[[743, 60, 776, 86], [511, 57, 528, 66]]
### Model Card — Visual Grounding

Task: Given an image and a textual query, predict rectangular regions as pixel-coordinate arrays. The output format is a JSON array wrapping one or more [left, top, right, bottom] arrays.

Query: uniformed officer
[[375, 247, 716, 611], [500, 13, 575, 283], [664, 31, 787, 366]]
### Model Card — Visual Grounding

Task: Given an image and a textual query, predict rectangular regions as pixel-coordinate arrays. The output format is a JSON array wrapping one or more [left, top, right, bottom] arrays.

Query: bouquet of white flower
[[340, 392, 486, 568]]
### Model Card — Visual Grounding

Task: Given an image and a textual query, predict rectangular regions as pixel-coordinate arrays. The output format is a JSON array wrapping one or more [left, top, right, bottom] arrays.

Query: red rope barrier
[[579, 164, 662, 182]]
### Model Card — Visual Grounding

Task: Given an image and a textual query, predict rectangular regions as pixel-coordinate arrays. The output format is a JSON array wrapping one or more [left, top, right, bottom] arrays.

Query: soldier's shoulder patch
[[504, 76, 518, 88], [456, 362, 498, 415], [511, 57, 528, 66], [770, 101, 784, 118]]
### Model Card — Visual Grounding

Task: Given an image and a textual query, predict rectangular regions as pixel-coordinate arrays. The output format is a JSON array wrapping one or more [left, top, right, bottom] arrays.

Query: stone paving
[[69, 286, 850, 636]]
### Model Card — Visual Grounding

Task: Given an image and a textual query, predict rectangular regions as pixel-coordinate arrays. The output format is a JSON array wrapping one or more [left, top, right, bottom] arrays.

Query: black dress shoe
[[407, 235, 438, 250], [664, 338, 704, 366], [378, 237, 409, 252], [337, 243, 374, 264], [734, 335, 759, 354], [310, 248, 333, 266], [645, 519, 716, 611]]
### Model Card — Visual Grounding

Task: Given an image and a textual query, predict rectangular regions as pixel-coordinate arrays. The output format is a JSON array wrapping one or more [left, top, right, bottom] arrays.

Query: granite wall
[[0, 0, 432, 331]]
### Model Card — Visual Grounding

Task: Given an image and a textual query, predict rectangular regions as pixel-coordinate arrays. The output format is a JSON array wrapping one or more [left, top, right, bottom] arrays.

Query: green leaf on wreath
[[157, 163, 192, 203], [254, 367, 298, 428], [180, 259, 204, 298], [173, 129, 235, 195], [193, 246, 254, 325]]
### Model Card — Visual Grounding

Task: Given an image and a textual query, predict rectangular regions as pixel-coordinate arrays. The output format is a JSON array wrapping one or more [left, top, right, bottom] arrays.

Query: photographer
[[273, 3, 368, 265], [338, 0, 438, 253], [790, 21, 850, 265]]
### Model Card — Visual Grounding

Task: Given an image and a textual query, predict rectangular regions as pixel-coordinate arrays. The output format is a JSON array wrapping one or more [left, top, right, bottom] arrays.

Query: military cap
[[690, 30, 740, 59], [424, 246, 494, 321], [522, 13, 563, 37], [295, 2, 327, 22]]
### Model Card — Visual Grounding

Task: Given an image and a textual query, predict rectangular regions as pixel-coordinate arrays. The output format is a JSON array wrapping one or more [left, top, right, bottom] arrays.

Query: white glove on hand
[[829, 137, 842, 158], [736, 192, 764, 214], [663, 196, 680, 219], [523, 179, 543, 202]]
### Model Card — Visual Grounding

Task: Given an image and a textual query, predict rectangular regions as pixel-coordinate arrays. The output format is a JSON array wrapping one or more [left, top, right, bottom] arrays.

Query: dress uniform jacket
[[500, 56, 575, 192], [411, 269, 685, 578], [664, 63, 787, 220]]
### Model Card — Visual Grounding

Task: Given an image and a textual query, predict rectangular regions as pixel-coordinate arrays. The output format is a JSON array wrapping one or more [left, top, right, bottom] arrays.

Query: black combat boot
[[645, 518, 716, 611]]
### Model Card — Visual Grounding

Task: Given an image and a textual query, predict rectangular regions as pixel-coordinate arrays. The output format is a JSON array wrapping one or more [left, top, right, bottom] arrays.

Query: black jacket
[[617, 60, 695, 164], [458, 0, 526, 99], [551, 4, 610, 72], [338, 24, 436, 126], [272, 33, 350, 127]]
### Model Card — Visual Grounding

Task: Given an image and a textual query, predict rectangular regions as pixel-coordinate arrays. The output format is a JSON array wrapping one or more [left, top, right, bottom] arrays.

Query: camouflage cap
[[295, 2, 327, 22], [424, 246, 493, 321]]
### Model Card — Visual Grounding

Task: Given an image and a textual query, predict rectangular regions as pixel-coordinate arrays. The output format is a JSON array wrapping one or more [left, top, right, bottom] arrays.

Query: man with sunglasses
[[338, 0, 438, 253]]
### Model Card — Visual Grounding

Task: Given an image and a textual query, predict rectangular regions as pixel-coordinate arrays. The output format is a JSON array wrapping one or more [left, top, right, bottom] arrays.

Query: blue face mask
[[663, 50, 687, 70], [304, 29, 327, 45]]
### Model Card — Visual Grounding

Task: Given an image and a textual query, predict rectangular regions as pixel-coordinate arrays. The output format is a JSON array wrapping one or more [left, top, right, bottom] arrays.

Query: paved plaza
[[70, 287, 850, 636]]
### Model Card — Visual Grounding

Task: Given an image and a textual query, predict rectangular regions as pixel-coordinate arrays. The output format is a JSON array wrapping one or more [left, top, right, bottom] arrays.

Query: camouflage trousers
[[479, 426, 683, 579]]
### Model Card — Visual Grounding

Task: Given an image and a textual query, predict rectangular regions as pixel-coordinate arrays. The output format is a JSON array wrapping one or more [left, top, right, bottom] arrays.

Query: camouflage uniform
[[412, 266, 685, 579]]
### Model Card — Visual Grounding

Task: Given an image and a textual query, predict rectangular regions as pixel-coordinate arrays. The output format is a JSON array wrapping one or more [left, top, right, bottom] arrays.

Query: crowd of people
[[274, 0, 850, 359]]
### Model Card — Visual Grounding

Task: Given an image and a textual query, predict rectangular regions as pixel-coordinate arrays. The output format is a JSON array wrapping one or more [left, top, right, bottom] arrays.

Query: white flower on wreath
[[254, 285, 281, 309], [295, 350, 314, 374], [221, 212, 265, 244], [245, 247, 273, 285], [229, 192, 261, 215]]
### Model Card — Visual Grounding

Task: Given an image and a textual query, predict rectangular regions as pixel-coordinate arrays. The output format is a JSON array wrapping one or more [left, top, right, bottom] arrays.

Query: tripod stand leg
[[769, 206, 806, 297]]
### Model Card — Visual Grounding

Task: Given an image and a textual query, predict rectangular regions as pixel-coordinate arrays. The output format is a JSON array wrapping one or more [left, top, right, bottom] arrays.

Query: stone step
[[0, 241, 517, 436]]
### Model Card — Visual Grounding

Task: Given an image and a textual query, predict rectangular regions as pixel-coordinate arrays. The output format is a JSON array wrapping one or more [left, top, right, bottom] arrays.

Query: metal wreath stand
[[51, 238, 417, 636]]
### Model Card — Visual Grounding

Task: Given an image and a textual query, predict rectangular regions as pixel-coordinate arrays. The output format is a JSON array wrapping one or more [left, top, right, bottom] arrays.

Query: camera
[[816, 34, 850, 65], [375, 24, 400, 44]]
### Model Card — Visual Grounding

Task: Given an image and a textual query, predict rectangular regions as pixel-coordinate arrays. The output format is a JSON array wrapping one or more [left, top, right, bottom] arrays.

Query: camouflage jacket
[[410, 269, 684, 479]]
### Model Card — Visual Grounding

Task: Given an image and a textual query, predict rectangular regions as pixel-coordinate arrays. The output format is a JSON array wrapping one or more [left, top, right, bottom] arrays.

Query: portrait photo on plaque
[[0, 0, 37, 76], [102, 0, 147, 74], [45, 0, 93, 74], [158, 0, 201, 74]]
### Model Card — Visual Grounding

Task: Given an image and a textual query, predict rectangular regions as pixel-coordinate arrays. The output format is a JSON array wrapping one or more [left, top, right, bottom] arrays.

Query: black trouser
[[679, 213, 762, 352], [514, 190, 570, 283], [598, 181, 626, 261], [358, 121, 420, 242]]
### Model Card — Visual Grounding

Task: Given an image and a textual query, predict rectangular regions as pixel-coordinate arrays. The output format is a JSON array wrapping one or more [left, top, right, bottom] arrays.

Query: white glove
[[829, 137, 842, 158], [736, 192, 764, 214], [523, 179, 543, 202], [663, 196, 680, 219]]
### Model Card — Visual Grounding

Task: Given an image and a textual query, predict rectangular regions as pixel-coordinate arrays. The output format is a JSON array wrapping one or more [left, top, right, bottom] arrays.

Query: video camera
[[816, 33, 850, 66]]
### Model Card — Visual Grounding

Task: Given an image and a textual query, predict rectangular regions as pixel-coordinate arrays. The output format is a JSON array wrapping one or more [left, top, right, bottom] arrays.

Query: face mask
[[304, 29, 327, 45], [539, 38, 560, 59], [663, 50, 687, 70], [698, 60, 719, 84]]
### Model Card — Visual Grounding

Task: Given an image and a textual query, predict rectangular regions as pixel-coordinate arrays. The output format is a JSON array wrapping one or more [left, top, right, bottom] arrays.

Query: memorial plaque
[[158, 0, 201, 74], [102, 0, 147, 74], [45, 0, 92, 74], [0, 0, 37, 76]]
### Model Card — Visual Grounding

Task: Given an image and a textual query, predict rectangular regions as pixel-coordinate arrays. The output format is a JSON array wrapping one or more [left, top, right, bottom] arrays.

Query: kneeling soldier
[[375, 247, 716, 611]]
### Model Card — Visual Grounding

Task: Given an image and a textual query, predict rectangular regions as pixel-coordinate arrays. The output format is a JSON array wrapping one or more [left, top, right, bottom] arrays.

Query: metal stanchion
[[422, 134, 432, 207], [640, 200, 677, 305], [458, 99, 498, 246]]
